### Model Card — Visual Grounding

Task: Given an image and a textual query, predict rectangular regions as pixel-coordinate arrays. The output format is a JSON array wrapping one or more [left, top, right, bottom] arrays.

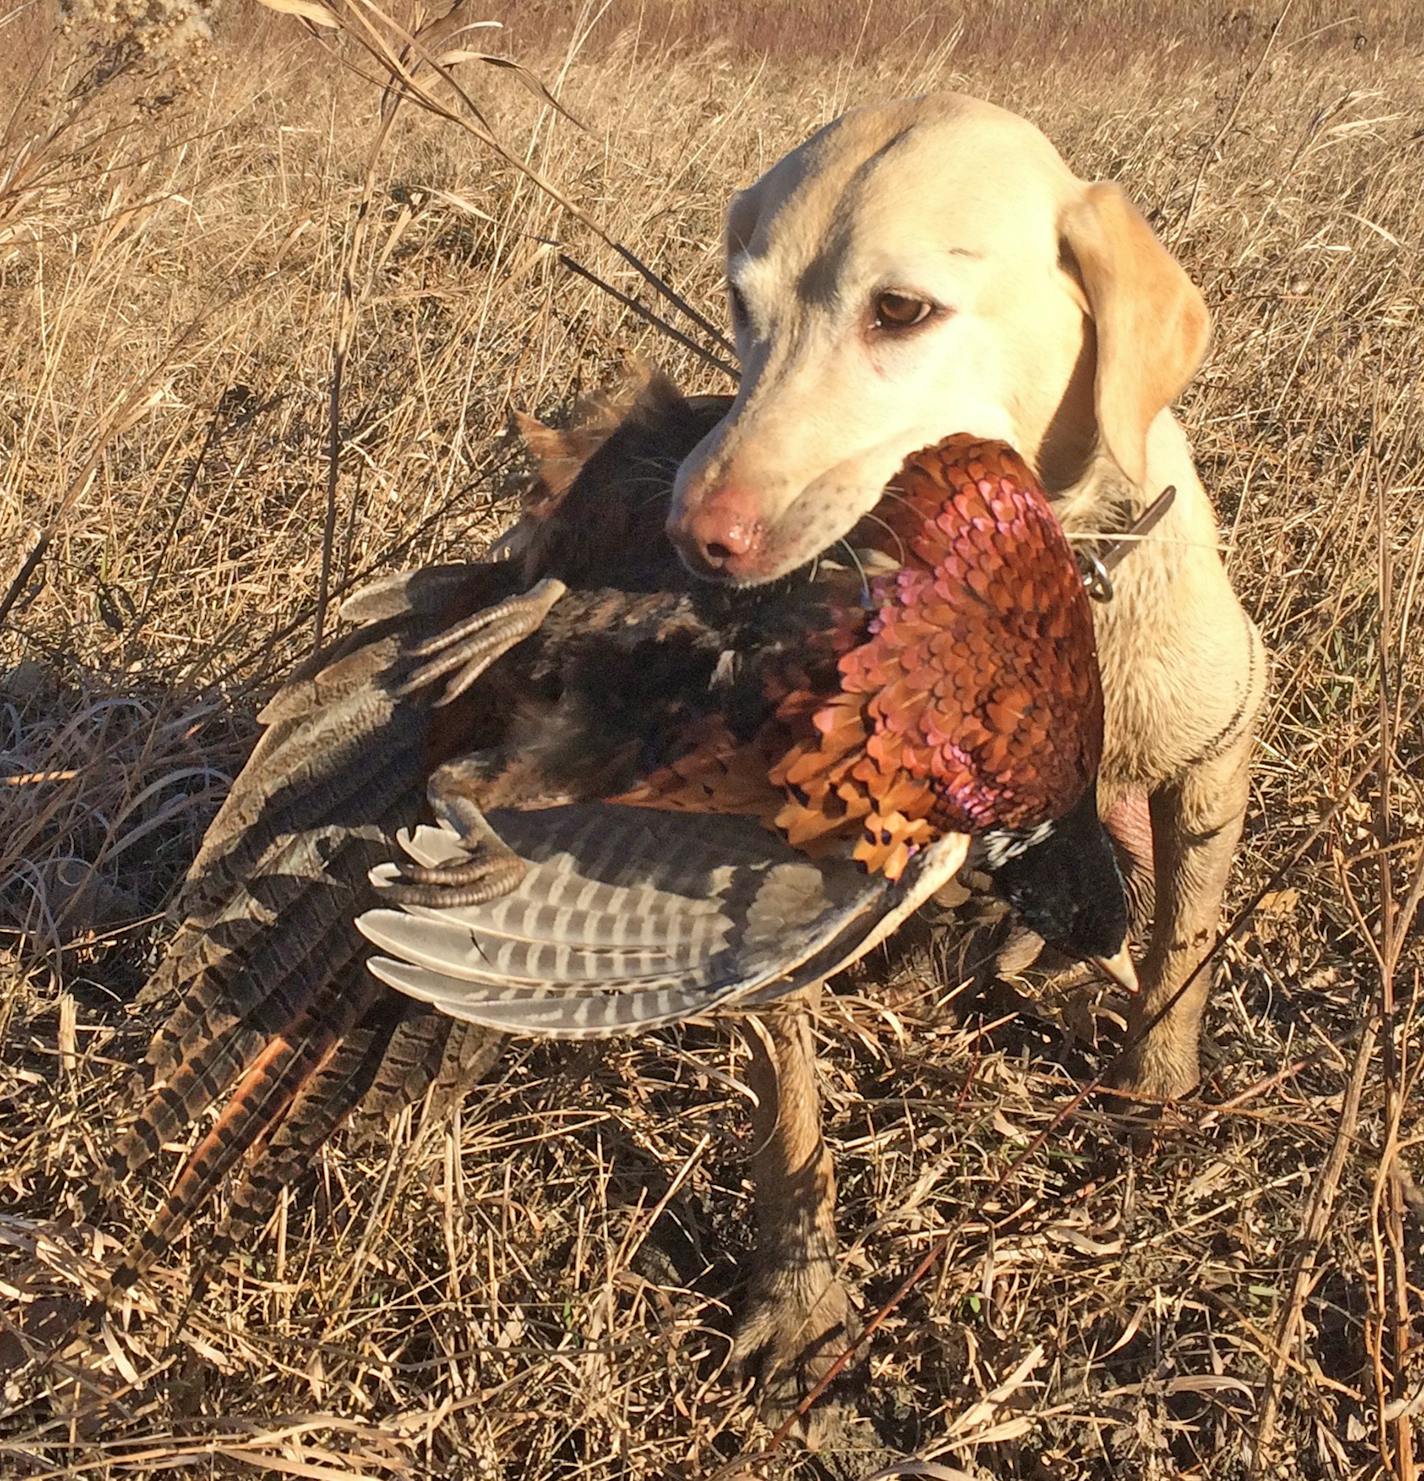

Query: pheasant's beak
[[1093, 945, 1139, 995]]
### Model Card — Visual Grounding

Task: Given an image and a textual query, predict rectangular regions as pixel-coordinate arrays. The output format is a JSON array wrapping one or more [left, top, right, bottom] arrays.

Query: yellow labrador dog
[[664, 94, 1267, 1417]]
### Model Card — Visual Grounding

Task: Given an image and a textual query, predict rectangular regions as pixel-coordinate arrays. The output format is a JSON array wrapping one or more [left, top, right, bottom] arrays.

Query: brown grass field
[[2, 1, 1424, 1476]]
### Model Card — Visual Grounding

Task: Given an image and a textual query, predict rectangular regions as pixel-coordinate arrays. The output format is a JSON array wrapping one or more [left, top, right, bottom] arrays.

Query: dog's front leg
[[1113, 727, 1255, 1102], [733, 988, 857, 1436]]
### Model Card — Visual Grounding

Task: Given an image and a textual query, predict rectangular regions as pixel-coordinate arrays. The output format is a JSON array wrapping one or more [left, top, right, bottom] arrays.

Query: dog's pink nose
[[670, 487, 765, 574]]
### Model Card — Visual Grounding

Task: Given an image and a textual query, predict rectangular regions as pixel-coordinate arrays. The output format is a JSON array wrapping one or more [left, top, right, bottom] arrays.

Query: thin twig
[[315, 48, 404, 649], [311, 0, 738, 363], [1176, 0, 1292, 242], [1252, 1015, 1378, 1473], [132, 396, 232, 638], [559, 253, 738, 379], [1367, 427, 1418, 1481]]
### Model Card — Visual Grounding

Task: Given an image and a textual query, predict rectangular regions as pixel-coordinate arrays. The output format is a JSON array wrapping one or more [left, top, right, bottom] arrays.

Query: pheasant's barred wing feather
[[106, 563, 512, 1287], [358, 806, 969, 1037]]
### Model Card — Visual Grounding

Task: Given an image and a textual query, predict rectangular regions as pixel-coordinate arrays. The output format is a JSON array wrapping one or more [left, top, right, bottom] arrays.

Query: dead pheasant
[[93, 365, 1130, 1295], [355, 433, 1136, 1036]]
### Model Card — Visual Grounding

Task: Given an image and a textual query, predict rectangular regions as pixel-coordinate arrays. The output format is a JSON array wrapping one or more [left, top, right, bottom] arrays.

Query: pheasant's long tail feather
[[212, 996, 408, 1257], [103, 564, 512, 1288], [132, 631, 432, 1086], [355, 1004, 500, 1121], [213, 1002, 499, 1264], [109, 896, 377, 1188], [107, 1006, 347, 1293]]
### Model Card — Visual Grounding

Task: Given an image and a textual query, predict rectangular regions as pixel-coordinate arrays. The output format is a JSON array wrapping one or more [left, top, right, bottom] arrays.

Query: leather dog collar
[[1078, 485, 1177, 602]]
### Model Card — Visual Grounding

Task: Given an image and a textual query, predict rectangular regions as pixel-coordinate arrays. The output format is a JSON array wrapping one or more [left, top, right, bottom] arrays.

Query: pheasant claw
[[381, 846, 527, 909], [399, 577, 568, 704]]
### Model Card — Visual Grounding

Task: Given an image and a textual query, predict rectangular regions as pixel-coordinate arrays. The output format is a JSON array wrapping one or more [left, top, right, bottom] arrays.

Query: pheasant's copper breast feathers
[[771, 436, 1103, 877], [615, 437, 1103, 882]]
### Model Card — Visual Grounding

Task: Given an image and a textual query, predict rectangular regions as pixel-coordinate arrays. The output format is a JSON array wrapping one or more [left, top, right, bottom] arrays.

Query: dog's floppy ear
[[1060, 182, 1210, 486]]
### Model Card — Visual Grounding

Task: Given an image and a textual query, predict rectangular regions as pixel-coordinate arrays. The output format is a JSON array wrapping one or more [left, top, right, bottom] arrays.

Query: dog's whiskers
[[874, 485, 918, 515], [836, 539, 872, 604], [854, 511, 908, 567]]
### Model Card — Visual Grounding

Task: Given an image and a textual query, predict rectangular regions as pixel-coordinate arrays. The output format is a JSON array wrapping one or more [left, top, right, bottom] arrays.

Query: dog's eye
[[872, 291, 934, 331]]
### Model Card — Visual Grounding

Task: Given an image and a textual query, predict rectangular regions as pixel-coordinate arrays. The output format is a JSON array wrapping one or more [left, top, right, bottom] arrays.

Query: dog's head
[[667, 93, 1210, 585]]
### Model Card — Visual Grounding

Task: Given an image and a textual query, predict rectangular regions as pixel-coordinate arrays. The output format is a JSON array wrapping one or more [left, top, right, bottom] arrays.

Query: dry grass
[[477, 0, 1424, 60], [2, 1, 1424, 1476]]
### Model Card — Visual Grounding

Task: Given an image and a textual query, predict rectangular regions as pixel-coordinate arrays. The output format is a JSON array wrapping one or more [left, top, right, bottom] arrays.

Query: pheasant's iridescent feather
[[822, 435, 1103, 875]]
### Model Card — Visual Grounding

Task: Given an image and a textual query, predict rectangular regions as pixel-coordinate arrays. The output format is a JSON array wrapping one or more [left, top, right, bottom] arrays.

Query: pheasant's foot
[[382, 843, 527, 909], [733, 1256, 861, 1447], [400, 577, 567, 704]]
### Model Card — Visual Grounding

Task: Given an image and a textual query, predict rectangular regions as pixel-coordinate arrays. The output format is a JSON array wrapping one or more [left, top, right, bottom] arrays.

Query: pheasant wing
[[357, 805, 969, 1037]]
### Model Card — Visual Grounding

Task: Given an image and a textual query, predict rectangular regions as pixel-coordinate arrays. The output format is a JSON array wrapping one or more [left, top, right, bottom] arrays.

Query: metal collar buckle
[[1079, 485, 1176, 603]]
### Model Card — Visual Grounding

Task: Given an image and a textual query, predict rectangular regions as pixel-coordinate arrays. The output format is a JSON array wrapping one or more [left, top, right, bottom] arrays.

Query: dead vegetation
[[2, 1, 1423, 1477]]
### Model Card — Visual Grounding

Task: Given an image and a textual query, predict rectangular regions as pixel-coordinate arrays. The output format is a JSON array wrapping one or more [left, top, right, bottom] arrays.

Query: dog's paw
[[1109, 1032, 1199, 1101], [734, 1257, 860, 1446], [1104, 1037, 1202, 1152]]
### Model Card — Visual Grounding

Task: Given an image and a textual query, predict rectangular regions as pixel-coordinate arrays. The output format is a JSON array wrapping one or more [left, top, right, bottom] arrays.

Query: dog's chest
[[1087, 534, 1251, 795], [1089, 550, 1207, 793]]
